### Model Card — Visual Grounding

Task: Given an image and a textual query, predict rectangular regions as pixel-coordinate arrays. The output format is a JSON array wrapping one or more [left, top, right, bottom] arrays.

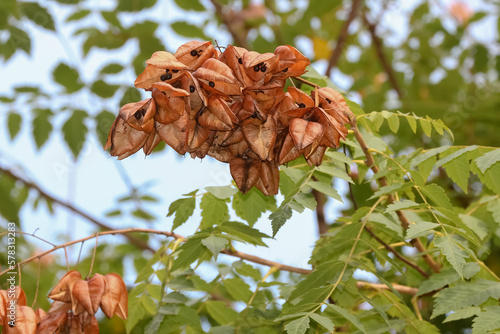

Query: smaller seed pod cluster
[[0, 271, 127, 333], [106, 41, 353, 195]]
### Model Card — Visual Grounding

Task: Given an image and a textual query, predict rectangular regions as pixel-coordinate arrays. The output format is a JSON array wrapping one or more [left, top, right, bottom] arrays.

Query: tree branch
[[348, 118, 441, 273], [361, 12, 404, 100], [0, 165, 153, 252], [325, 0, 363, 77], [209, 0, 248, 49], [1, 228, 418, 295], [312, 177, 328, 236]]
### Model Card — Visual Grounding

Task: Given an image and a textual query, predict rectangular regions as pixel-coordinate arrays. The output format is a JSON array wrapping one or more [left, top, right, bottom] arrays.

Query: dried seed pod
[[278, 133, 303, 165], [312, 107, 347, 148], [143, 129, 162, 156], [230, 157, 262, 194], [242, 116, 277, 160], [198, 95, 237, 131], [188, 124, 212, 153], [219, 45, 253, 86], [105, 117, 150, 160], [254, 160, 280, 195], [174, 41, 215, 70], [71, 274, 105, 316], [242, 51, 279, 84], [193, 58, 241, 96], [288, 118, 324, 150], [3, 305, 36, 334], [305, 145, 327, 167], [48, 271, 82, 303], [100, 273, 127, 319], [180, 73, 208, 119], [312, 87, 353, 124], [155, 113, 195, 155], [36, 302, 71, 334], [152, 82, 189, 124], [274, 45, 311, 78], [118, 98, 156, 133], [287, 87, 315, 108]]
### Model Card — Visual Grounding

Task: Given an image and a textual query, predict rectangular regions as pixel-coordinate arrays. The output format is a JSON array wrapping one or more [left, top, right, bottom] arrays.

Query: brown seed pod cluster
[[0, 272, 127, 333], [105, 41, 352, 195]]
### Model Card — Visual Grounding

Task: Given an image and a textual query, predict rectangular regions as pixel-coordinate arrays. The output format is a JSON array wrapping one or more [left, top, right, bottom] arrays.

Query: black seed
[[326, 98, 331, 104], [172, 69, 179, 73], [299, 103, 305, 108], [282, 68, 288, 72], [190, 85, 195, 93], [190, 50, 198, 57], [161, 73, 172, 81], [165, 69, 170, 72], [253, 64, 260, 72], [141, 109, 146, 116], [260, 65, 267, 72], [209, 81, 215, 88], [134, 111, 142, 119], [238, 57, 242, 64]]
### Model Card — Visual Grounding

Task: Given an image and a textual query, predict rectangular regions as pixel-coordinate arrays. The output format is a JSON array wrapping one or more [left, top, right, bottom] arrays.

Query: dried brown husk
[[174, 41, 215, 70]]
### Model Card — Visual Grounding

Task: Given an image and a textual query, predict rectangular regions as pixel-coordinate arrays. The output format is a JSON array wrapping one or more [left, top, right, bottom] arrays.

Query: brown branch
[[349, 118, 441, 273], [325, 0, 363, 77], [361, 13, 404, 100], [209, 0, 248, 49], [356, 281, 419, 296], [312, 176, 328, 235], [1, 228, 419, 295], [0, 165, 153, 252], [0, 228, 310, 276]]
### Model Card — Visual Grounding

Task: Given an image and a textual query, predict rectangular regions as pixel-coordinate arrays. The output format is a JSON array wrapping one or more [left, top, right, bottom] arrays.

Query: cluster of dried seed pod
[[105, 41, 352, 195], [0, 271, 127, 333]]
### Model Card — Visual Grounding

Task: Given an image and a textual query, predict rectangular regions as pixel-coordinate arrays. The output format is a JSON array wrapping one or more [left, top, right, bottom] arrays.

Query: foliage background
[[0, 0, 499, 333]]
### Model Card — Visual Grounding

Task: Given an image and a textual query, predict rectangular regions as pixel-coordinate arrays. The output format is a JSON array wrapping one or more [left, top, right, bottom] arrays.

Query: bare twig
[[361, 12, 404, 100], [349, 118, 441, 273], [209, 0, 248, 48], [325, 0, 363, 77], [312, 177, 328, 235], [0, 228, 310, 276]]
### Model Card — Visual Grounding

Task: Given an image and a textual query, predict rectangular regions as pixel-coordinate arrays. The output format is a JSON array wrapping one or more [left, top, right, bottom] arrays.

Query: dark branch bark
[[209, 0, 249, 49], [325, 0, 363, 77], [362, 13, 404, 100]]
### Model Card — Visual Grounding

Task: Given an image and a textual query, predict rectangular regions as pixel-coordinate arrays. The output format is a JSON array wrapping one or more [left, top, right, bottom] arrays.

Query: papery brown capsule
[[242, 116, 277, 160], [152, 82, 190, 124], [230, 157, 262, 194], [254, 160, 280, 195], [193, 58, 241, 96], [3, 305, 36, 334], [155, 113, 193, 155], [48, 271, 82, 303], [242, 51, 279, 84], [174, 41, 215, 70], [198, 95, 237, 131], [312, 87, 353, 124], [100, 273, 128, 320], [289, 118, 324, 150], [36, 302, 71, 334], [274, 45, 311, 78], [105, 117, 150, 160], [219, 45, 253, 86], [118, 98, 156, 133]]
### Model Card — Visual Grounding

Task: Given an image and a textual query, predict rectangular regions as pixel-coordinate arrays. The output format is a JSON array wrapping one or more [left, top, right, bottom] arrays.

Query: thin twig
[[349, 117, 441, 273], [0, 165, 153, 252], [312, 176, 328, 235], [361, 12, 404, 100], [209, 0, 248, 48], [0, 228, 308, 276], [325, 0, 363, 77]]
